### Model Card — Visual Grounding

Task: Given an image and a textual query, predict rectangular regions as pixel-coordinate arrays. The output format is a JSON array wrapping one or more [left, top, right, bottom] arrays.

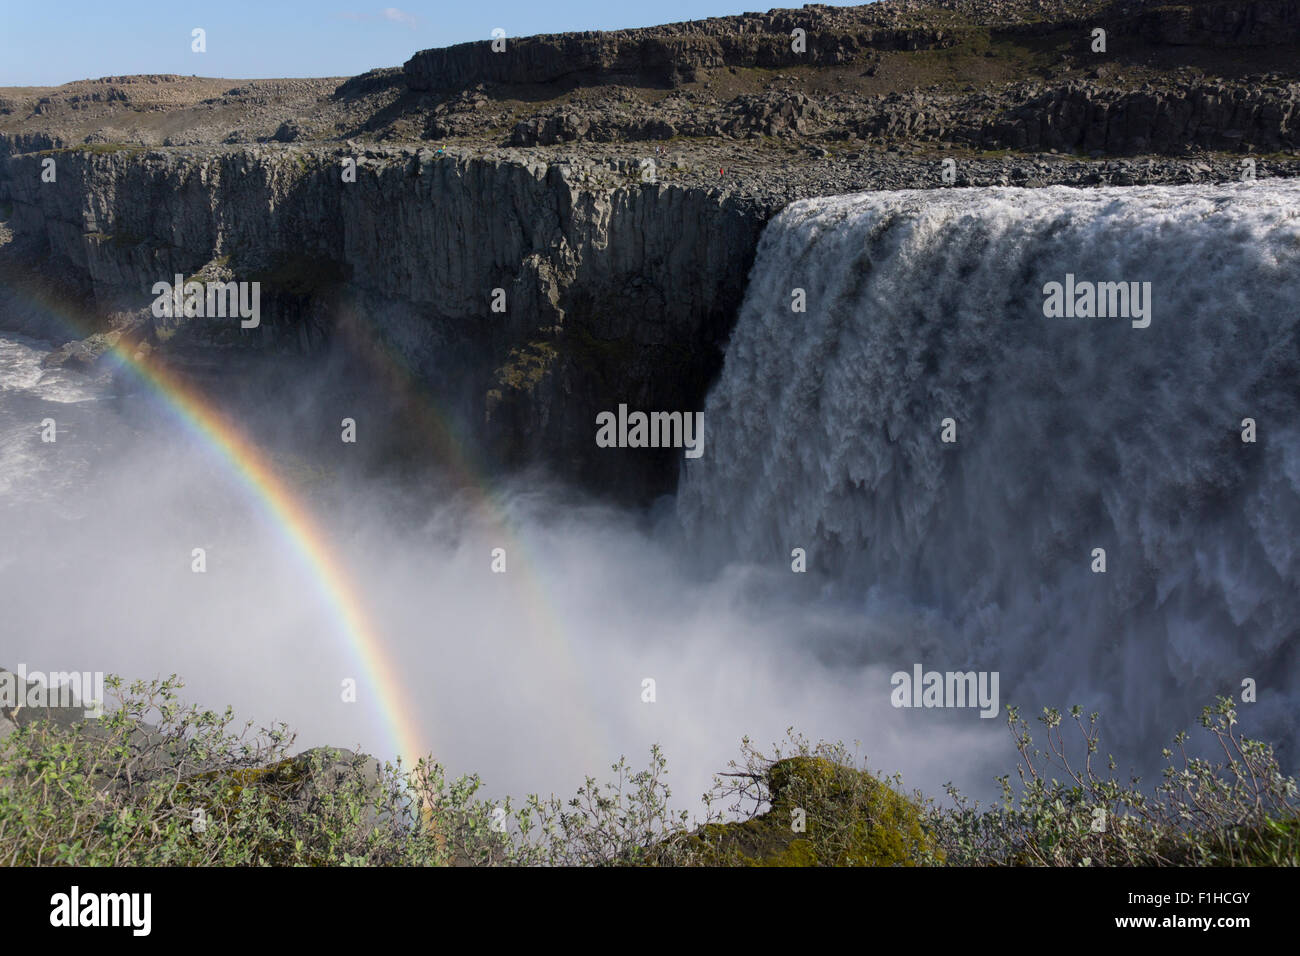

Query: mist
[[0, 332, 1008, 817]]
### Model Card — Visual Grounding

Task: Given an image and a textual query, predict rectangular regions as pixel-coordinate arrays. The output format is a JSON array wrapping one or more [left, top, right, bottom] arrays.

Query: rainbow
[[5, 281, 609, 773], [111, 343, 432, 767], [2, 280, 427, 766]]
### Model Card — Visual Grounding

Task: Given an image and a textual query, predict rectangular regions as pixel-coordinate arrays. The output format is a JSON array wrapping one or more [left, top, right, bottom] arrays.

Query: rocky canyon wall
[[0, 144, 767, 499]]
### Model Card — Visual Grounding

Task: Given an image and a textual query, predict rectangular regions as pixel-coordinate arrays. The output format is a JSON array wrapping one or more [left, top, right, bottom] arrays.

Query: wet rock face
[[0, 145, 765, 501]]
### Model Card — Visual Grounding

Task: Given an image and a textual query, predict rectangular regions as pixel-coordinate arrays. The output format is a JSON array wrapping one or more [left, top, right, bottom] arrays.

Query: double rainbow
[[5, 279, 604, 774]]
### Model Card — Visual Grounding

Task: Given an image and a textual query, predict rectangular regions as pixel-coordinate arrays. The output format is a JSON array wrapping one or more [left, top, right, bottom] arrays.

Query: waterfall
[[679, 181, 1300, 753]]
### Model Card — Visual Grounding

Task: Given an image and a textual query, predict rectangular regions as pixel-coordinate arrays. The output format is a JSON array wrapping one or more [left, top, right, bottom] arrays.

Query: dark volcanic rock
[[404, 1, 1300, 94], [971, 79, 1300, 153], [1124, 0, 1300, 46], [270, 119, 303, 142], [404, 18, 955, 93]]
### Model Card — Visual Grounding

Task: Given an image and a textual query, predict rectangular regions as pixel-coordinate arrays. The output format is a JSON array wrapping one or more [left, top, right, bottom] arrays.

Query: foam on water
[[678, 180, 1300, 754]]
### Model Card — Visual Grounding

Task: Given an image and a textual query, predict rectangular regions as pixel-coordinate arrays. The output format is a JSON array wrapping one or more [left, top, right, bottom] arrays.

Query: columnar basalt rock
[[0, 145, 765, 498]]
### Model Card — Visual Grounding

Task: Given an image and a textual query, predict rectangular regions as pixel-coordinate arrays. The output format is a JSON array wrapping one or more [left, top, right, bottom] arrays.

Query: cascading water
[[678, 181, 1300, 757]]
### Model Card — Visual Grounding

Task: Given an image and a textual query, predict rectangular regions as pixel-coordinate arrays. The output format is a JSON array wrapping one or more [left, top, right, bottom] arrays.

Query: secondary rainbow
[[8, 282, 609, 772]]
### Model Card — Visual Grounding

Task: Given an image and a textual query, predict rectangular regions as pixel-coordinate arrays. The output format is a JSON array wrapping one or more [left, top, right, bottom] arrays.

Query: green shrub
[[2, 675, 1293, 866], [928, 698, 1300, 866]]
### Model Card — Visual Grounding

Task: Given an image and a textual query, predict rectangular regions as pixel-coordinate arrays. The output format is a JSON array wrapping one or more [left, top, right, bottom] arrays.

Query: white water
[[679, 181, 1300, 758], [0, 336, 112, 501]]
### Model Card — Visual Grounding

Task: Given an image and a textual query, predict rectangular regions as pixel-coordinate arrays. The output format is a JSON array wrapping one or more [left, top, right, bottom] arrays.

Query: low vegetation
[[0, 675, 1294, 866]]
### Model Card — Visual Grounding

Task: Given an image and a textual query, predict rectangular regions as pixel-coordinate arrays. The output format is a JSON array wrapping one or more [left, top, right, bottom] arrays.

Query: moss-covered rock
[[669, 756, 940, 867], [491, 339, 559, 394]]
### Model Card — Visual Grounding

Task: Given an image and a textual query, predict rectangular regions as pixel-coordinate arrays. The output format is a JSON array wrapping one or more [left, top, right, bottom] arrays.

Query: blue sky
[[1, 1, 867, 87]]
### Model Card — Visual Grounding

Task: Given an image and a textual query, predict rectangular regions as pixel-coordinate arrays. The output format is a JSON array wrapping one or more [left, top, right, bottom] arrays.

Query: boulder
[[661, 755, 940, 866]]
